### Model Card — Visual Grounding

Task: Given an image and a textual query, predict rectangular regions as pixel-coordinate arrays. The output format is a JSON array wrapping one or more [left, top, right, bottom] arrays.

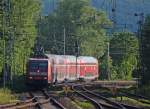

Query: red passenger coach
[[45, 54, 77, 83], [26, 54, 99, 85], [64, 55, 78, 81], [78, 56, 99, 80], [47, 54, 67, 83]]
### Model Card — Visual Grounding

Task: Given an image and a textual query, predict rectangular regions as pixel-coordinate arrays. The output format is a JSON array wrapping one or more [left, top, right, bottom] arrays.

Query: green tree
[[40, 0, 111, 58], [78, 6, 111, 59], [0, 0, 41, 76], [110, 32, 139, 80], [39, 0, 112, 81], [11, 0, 41, 74], [0, 0, 4, 74], [40, 0, 91, 54]]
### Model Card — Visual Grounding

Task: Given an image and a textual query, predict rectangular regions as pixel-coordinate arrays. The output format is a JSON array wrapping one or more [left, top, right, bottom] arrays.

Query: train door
[[50, 59, 56, 83], [66, 56, 77, 81], [47, 61, 51, 83], [77, 60, 80, 79], [55, 56, 65, 82], [79, 61, 85, 79]]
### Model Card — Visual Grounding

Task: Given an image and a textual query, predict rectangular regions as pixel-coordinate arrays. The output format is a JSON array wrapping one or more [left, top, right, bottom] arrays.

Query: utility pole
[[3, 41, 6, 88], [63, 26, 66, 55], [75, 40, 79, 78], [107, 42, 110, 80]]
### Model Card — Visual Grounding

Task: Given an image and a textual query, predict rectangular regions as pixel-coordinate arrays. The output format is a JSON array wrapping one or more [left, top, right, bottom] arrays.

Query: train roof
[[45, 54, 76, 63], [78, 56, 98, 63], [28, 58, 48, 61], [45, 54, 64, 59], [45, 54, 75, 57]]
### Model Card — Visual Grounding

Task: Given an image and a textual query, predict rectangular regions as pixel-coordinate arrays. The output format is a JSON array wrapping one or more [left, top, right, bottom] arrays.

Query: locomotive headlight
[[29, 77, 33, 79], [44, 77, 47, 79]]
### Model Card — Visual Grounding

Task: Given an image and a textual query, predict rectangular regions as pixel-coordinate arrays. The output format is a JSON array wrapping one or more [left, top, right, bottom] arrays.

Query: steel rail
[[83, 86, 126, 109], [72, 85, 103, 109], [120, 91, 150, 104], [121, 103, 144, 109], [0, 98, 34, 108], [0, 96, 50, 109], [42, 89, 67, 109], [29, 92, 43, 109]]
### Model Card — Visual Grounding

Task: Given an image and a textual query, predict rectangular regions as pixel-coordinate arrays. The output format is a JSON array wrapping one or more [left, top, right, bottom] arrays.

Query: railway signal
[[107, 42, 110, 80], [74, 40, 79, 79]]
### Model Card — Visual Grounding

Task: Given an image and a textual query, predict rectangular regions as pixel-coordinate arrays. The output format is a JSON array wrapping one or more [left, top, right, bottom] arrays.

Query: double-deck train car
[[26, 54, 99, 85], [78, 56, 99, 80]]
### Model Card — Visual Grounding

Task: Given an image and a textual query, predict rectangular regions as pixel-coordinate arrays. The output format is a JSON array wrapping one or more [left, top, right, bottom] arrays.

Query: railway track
[[42, 89, 67, 109], [120, 91, 150, 104], [0, 90, 66, 109], [84, 85, 144, 109], [0, 98, 36, 109], [72, 85, 103, 109], [72, 84, 126, 109], [72, 84, 145, 109], [82, 86, 126, 109], [29, 89, 67, 109]]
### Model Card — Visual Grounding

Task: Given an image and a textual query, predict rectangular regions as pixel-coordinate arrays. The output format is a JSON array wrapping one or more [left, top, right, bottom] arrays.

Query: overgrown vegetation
[[0, 88, 18, 104], [73, 99, 94, 109], [111, 96, 150, 108], [110, 32, 139, 80], [40, 0, 110, 57], [0, 0, 41, 78]]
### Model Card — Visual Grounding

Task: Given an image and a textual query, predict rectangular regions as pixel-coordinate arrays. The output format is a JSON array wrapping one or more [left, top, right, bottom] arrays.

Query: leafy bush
[[0, 88, 18, 104]]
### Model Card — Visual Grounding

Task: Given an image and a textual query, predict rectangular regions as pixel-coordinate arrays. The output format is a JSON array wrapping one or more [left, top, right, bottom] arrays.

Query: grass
[[111, 96, 150, 107], [70, 101, 82, 109], [74, 100, 94, 109], [0, 88, 18, 104], [139, 99, 150, 104]]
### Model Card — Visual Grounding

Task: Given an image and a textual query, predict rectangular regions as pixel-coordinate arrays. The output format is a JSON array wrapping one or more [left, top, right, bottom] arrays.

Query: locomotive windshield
[[29, 60, 48, 72]]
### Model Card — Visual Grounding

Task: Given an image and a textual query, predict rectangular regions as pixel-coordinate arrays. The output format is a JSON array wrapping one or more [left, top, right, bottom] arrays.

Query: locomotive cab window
[[29, 60, 48, 72]]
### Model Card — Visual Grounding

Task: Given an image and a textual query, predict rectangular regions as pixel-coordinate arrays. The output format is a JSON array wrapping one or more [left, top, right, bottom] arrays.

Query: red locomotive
[[26, 54, 99, 85]]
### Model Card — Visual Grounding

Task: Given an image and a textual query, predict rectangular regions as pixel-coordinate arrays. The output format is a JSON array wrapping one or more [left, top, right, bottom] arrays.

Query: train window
[[30, 63, 38, 71], [39, 63, 48, 71], [29, 60, 48, 72], [85, 72, 93, 77]]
